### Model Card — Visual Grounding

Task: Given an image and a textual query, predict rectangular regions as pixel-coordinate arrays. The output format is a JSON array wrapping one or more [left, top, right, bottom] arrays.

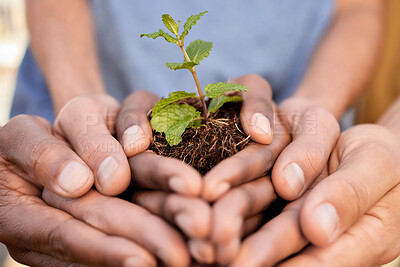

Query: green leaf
[[165, 116, 193, 146], [205, 82, 249, 98], [150, 103, 199, 133], [152, 91, 197, 115], [140, 29, 178, 44], [186, 40, 213, 64], [188, 117, 203, 128], [161, 14, 180, 37], [208, 95, 243, 113], [165, 61, 198, 71], [180, 11, 208, 39]]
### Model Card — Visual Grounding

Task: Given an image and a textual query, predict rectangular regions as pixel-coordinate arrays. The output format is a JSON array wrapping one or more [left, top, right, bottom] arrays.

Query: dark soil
[[149, 101, 250, 175]]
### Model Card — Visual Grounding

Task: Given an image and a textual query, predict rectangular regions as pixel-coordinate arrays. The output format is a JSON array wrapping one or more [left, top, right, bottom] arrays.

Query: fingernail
[[58, 161, 91, 193], [169, 177, 186, 193], [124, 256, 153, 267], [314, 203, 339, 243], [123, 125, 145, 150], [175, 213, 194, 235], [283, 162, 305, 196], [97, 156, 118, 189], [251, 113, 272, 140]]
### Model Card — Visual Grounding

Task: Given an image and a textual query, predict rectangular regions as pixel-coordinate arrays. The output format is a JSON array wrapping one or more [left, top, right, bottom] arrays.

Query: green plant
[[141, 11, 248, 146]]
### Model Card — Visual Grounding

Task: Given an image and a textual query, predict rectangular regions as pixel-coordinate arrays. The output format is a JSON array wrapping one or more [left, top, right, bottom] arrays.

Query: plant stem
[[179, 45, 208, 121]]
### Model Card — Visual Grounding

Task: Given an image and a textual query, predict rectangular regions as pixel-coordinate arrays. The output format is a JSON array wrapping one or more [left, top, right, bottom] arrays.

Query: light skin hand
[[231, 124, 400, 267], [202, 74, 291, 202], [191, 177, 278, 265], [271, 97, 340, 200]]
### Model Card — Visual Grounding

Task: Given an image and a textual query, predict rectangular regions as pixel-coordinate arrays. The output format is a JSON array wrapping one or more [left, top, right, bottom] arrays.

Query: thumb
[[117, 90, 160, 157], [272, 98, 340, 200], [300, 125, 400, 246], [230, 74, 274, 145], [0, 115, 93, 198]]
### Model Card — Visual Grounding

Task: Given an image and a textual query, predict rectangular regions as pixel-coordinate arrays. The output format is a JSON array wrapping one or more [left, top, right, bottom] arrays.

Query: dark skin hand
[[0, 115, 190, 267]]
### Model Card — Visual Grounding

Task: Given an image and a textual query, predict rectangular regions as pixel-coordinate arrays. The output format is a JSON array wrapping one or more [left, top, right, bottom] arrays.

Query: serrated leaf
[[186, 40, 213, 64], [150, 103, 199, 133], [205, 82, 249, 98], [165, 116, 193, 146], [162, 14, 180, 37], [208, 95, 243, 113], [140, 29, 178, 44], [180, 11, 208, 39], [165, 61, 198, 71], [188, 117, 203, 128], [152, 91, 197, 115]]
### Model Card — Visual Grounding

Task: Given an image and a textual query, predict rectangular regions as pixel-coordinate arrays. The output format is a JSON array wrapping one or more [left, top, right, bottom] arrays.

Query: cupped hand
[[202, 74, 291, 202], [117, 90, 209, 263], [231, 124, 400, 267], [117, 90, 203, 196], [271, 97, 340, 200], [53, 94, 134, 196], [0, 116, 190, 267]]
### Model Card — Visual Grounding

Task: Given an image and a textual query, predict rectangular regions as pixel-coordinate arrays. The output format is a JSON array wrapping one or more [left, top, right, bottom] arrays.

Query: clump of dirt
[[149, 102, 250, 175]]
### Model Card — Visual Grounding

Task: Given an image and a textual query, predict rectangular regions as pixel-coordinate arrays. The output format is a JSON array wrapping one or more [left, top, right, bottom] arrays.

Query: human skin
[[228, 99, 400, 267], [14, 0, 384, 265], [0, 115, 191, 267], [25, 0, 383, 199], [231, 102, 400, 266], [193, 0, 384, 263]]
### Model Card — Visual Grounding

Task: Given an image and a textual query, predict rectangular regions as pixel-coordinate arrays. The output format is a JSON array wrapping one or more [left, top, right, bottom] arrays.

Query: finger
[[202, 119, 290, 202], [0, 115, 93, 198], [188, 239, 215, 265], [300, 126, 400, 246], [129, 151, 203, 196], [54, 94, 131, 196], [8, 246, 86, 267], [272, 98, 340, 200], [230, 74, 274, 144], [133, 191, 211, 239], [231, 197, 308, 267], [0, 176, 156, 267], [212, 177, 276, 244], [212, 177, 277, 265], [188, 213, 264, 265], [117, 90, 160, 157], [241, 214, 264, 238], [43, 189, 190, 267], [281, 184, 400, 267]]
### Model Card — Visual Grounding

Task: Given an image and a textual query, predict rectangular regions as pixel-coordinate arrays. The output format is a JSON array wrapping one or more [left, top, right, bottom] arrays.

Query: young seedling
[[141, 11, 248, 146]]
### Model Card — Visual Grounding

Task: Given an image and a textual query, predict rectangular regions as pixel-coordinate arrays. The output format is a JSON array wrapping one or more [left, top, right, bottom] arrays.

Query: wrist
[[292, 88, 350, 120]]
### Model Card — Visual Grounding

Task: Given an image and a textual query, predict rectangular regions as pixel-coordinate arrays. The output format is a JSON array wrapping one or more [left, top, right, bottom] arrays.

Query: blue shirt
[[11, 0, 334, 122]]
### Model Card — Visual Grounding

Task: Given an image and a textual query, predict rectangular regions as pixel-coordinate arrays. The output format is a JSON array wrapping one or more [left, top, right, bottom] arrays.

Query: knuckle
[[30, 138, 58, 174], [47, 218, 75, 262], [117, 107, 141, 131], [301, 144, 327, 176], [341, 179, 370, 217]]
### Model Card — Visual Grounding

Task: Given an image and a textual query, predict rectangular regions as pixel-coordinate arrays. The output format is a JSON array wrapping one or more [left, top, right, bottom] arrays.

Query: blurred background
[[0, 0, 399, 267], [0, 0, 25, 127]]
